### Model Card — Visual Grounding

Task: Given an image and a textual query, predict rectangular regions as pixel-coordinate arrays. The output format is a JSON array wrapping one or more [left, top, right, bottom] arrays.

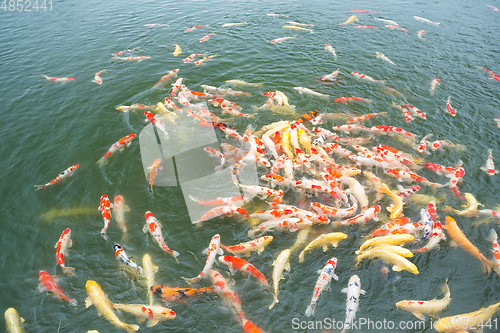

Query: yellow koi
[[173, 44, 181, 56], [269, 249, 291, 309], [434, 301, 500, 332], [397, 280, 451, 320], [298, 232, 348, 262], [355, 248, 419, 274], [297, 128, 312, 154], [282, 25, 313, 33], [5, 308, 25, 333], [444, 193, 480, 217], [358, 234, 414, 253], [339, 15, 358, 26], [143, 254, 158, 305], [379, 183, 404, 219]]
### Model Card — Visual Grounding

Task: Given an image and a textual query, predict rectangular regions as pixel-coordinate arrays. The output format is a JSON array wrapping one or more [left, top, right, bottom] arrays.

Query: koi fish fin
[[85, 297, 93, 308], [332, 273, 339, 281], [322, 245, 329, 251], [34, 184, 44, 191], [392, 265, 403, 272], [38, 283, 47, 292], [62, 266, 76, 276], [449, 240, 458, 247], [305, 303, 316, 317], [341, 287, 348, 293], [20, 317, 25, 323], [147, 319, 160, 327], [285, 262, 291, 271], [126, 324, 140, 332], [298, 251, 306, 263], [69, 298, 78, 307], [359, 289, 366, 295], [218, 247, 224, 256], [412, 311, 425, 320], [135, 316, 146, 323], [142, 224, 148, 233]]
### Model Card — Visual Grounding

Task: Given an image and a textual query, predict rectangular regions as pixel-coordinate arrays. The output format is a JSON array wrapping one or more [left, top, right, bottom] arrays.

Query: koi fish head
[[145, 211, 155, 221], [113, 243, 124, 256], [39, 270, 50, 280]]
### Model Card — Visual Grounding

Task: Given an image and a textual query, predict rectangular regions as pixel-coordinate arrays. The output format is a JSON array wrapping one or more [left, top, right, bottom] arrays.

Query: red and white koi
[[34, 164, 79, 190], [444, 96, 457, 116], [143, 211, 179, 257], [112, 195, 129, 236], [418, 30, 425, 40], [203, 147, 226, 171], [310, 194, 358, 218], [112, 47, 139, 55], [184, 234, 223, 283], [416, 134, 433, 154], [99, 194, 113, 239], [116, 104, 156, 112], [392, 102, 414, 122], [487, 229, 500, 275], [368, 217, 410, 238], [337, 205, 381, 226], [185, 25, 207, 32], [153, 69, 179, 88], [97, 134, 136, 167], [351, 72, 385, 83], [370, 125, 418, 142], [335, 96, 371, 104], [113, 243, 143, 274], [221, 236, 273, 256], [385, 169, 443, 189], [222, 104, 253, 118], [325, 44, 337, 60], [481, 149, 498, 175], [111, 303, 175, 327], [208, 269, 246, 325], [39, 270, 77, 306], [404, 103, 426, 119], [55, 228, 75, 275], [305, 258, 339, 317], [430, 78, 440, 96], [397, 185, 421, 201], [478, 66, 500, 81], [487, 4, 499, 11], [115, 56, 151, 62], [92, 70, 106, 85], [274, 204, 330, 224], [319, 68, 340, 82], [239, 184, 283, 203], [219, 255, 268, 285], [42, 75, 75, 82], [387, 222, 424, 236], [354, 25, 378, 29], [199, 33, 214, 42], [195, 54, 217, 66], [413, 221, 445, 252], [148, 158, 162, 192], [193, 205, 248, 225], [386, 25, 407, 32], [249, 218, 313, 237], [144, 111, 169, 137], [341, 275, 366, 333], [183, 53, 205, 63], [347, 112, 386, 123]]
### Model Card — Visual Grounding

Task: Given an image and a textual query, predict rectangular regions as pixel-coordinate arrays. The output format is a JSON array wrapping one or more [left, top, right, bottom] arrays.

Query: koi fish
[[113, 195, 129, 237], [413, 221, 446, 252], [183, 234, 223, 283], [39, 270, 77, 306], [144, 23, 169, 27], [487, 4, 499, 11], [305, 258, 339, 317], [185, 25, 207, 32], [334, 96, 370, 103], [225, 79, 262, 87], [444, 216, 493, 273], [430, 78, 440, 96], [269, 249, 291, 309], [418, 29, 425, 40], [478, 66, 500, 81], [113, 244, 143, 274], [481, 149, 498, 175], [192, 205, 247, 225], [434, 302, 500, 333], [5, 308, 25, 333], [287, 21, 314, 27], [486, 229, 500, 275], [368, 217, 410, 238], [92, 70, 106, 85], [341, 275, 366, 333], [386, 25, 407, 32], [143, 211, 179, 257], [85, 280, 139, 333], [114, 56, 151, 61], [338, 205, 381, 226], [379, 183, 403, 219], [325, 44, 337, 59], [111, 303, 175, 327], [55, 228, 75, 275], [42, 74, 75, 82], [282, 25, 313, 33], [173, 44, 181, 56], [194, 54, 217, 66], [222, 22, 248, 27], [293, 87, 328, 98], [199, 33, 214, 42], [351, 72, 385, 83], [183, 53, 205, 63], [34, 164, 79, 190], [270, 36, 296, 43], [148, 158, 162, 192], [444, 193, 480, 217], [444, 96, 457, 116], [220, 236, 273, 256], [319, 68, 340, 82], [153, 69, 179, 88], [375, 52, 396, 65], [413, 16, 440, 25], [403, 103, 426, 119], [396, 280, 450, 320], [112, 47, 139, 55], [99, 194, 113, 239], [151, 285, 220, 303], [354, 25, 378, 29], [144, 111, 169, 137], [339, 15, 358, 26], [143, 254, 157, 306], [355, 248, 419, 274], [219, 255, 268, 285], [358, 234, 415, 252], [96, 134, 136, 166], [299, 233, 347, 262]]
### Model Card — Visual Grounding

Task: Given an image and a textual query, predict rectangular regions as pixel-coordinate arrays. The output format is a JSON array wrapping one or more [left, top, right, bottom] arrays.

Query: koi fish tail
[[100, 229, 108, 240], [124, 324, 140, 333], [305, 302, 316, 317], [268, 297, 278, 309], [34, 184, 45, 191], [62, 266, 76, 276], [96, 153, 111, 166], [69, 298, 78, 307], [482, 259, 493, 274], [182, 276, 199, 285]]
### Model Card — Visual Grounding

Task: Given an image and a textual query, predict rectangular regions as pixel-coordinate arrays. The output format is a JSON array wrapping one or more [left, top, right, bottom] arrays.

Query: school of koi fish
[[7, 6, 500, 333]]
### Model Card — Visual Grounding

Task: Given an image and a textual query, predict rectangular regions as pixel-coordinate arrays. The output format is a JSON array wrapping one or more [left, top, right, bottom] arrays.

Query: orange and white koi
[[42, 74, 75, 82], [194, 54, 217, 66], [143, 211, 179, 258], [354, 25, 378, 29], [445, 216, 493, 273], [413, 221, 445, 252], [239, 184, 283, 203], [270, 36, 296, 43], [183, 53, 205, 63], [144, 111, 169, 137], [99, 194, 113, 239], [96, 134, 136, 166], [115, 56, 151, 61], [222, 104, 253, 118], [444, 96, 457, 116], [310, 194, 358, 218], [112, 47, 139, 56], [275, 204, 330, 224], [153, 69, 179, 88], [325, 44, 337, 59], [375, 52, 396, 66], [116, 104, 156, 112], [370, 125, 418, 141], [147, 158, 162, 192], [193, 205, 248, 225], [392, 102, 414, 122], [199, 33, 214, 42], [92, 70, 106, 85], [337, 205, 381, 226], [430, 78, 440, 96], [418, 29, 425, 40], [208, 269, 248, 325], [335, 96, 370, 104], [219, 255, 268, 285], [416, 134, 433, 154], [111, 195, 129, 236], [34, 164, 79, 190], [111, 303, 175, 327], [184, 234, 223, 283], [320, 68, 340, 82], [487, 4, 499, 11], [305, 258, 338, 317], [113, 243, 143, 274], [39, 270, 77, 306], [203, 147, 226, 171], [385, 169, 443, 189], [185, 25, 207, 32], [386, 25, 407, 32], [221, 236, 273, 256], [55, 228, 75, 275], [481, 148, 498, 175], [478, 66, 500, 81], [368, 217, 410, 238], [403, 103, 426, 119], [351, 72, 385, 83], [249, 218, 313, 237], [397, 185, 421, 201], [487, 228, 500, 275]]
